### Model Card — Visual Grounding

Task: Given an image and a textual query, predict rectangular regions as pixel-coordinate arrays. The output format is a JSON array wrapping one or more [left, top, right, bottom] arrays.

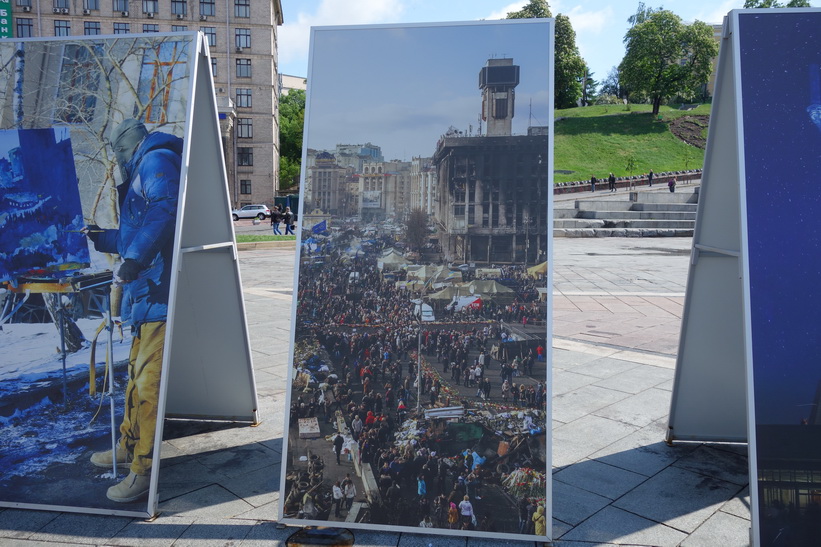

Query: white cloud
[[693, 0, 736, 25], [563, 5, 612, 34], [279, 0, 405, 73], [485, 2, 532, 21]]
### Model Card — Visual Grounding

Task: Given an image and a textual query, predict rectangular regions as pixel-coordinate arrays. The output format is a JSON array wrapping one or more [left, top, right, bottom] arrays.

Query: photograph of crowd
[[279, 20, 553, 540]]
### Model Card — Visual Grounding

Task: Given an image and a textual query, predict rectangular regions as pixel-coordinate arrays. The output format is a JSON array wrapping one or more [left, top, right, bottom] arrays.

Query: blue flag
[[312, 220, 327, 234]]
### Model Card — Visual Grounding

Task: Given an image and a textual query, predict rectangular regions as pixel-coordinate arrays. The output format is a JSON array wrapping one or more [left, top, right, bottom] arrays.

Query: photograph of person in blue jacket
[[84, 118, 183, 503]]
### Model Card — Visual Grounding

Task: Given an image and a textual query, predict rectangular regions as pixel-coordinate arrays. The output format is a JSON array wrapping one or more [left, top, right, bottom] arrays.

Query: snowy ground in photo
[[0, 318, 132, 485]]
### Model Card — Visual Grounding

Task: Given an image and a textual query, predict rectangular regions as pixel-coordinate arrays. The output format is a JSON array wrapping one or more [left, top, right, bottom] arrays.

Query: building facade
[[433, 58, 549, 265], [357, 159, 412, 222], [410, 156, 435, 216], [11, 0, 283, 209]]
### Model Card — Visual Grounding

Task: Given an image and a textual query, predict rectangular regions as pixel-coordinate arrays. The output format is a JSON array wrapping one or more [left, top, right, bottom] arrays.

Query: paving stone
[[588, 419, 697, 477], [468, 537, 537, 547], [554, 459, 647, 500], [0, 539, 82, 546], [592, 364, 673, 394], [237, 520, 293, 546], [553, 415, 640, 468], [560, 505, 687, 546], [217, 464, 281, 508], [107, 515, 193, 547], [680, 510, 751, 547], [672, 445, 749, 486], [613, 466, 741, 533], [27, 513, 132, 544], [551, 517, 572, 539], [719, 487, 751, 520], [157, 457, 224, 502], [196, 443, 280, 479], [567, 357, 640, 379], [553, 369, 601, 396], [553, 384, 632, 423], [592, 387, 671, 428], [158, 484, 254, 519], [552, 480, 612, 526], [0, 509, 61, 539], [551, 347, 604, 370], [233, 500, 280, 521], [170, 517, 254, 546], [397, 532, 466, 546], [346, 529, 401, 546]]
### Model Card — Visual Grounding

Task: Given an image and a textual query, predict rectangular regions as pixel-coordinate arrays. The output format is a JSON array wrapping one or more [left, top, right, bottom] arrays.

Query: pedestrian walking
[[270, 205, 282, 235], [608, 172, 616, 192], [332, 481, 344, 517], [333, 433, 344, 464]]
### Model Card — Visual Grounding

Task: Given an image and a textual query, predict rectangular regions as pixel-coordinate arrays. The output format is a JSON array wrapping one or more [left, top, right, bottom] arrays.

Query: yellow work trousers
[[119, 321, 165, 476]]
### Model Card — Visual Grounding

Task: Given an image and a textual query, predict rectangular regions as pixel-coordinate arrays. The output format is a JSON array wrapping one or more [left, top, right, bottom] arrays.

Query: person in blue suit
[[85, 119, 183, 503]]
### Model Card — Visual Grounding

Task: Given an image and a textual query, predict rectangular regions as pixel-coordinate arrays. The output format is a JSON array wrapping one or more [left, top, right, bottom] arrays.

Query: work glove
[[83, 224, 102, 244], [117, 258, 143, 282]]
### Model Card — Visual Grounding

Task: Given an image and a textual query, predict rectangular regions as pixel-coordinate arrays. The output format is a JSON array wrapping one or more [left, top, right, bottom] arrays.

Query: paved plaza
[[0, 220, 753, 545]]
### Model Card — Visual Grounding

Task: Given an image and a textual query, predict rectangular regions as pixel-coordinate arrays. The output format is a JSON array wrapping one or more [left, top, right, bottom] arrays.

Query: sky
[[278, 0, 747, 83], [305, 20, 551, 160]]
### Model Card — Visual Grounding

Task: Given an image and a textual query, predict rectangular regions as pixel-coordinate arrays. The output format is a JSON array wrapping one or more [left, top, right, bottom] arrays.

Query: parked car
[[232, 204, 271, 221]]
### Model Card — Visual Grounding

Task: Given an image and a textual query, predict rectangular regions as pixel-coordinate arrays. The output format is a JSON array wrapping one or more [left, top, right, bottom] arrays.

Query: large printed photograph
[[0, 35, 191, 516], [280, 20, 553, 540], [739, 10, 821, 547]]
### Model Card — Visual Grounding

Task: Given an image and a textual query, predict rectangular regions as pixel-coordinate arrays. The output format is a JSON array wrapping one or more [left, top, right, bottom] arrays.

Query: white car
[[232, 204, 271, 220]]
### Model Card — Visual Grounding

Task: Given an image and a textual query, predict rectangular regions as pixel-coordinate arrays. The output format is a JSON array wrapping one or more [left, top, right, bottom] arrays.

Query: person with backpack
[[284, 206, 295, 235]]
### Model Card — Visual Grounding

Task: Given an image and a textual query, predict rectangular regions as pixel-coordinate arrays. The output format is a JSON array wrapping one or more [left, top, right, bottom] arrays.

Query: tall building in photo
[[12, 0, 284, 209], [357, 159, 411, 222], [411, 156, 436, 216], [309, 151, 347, 215], [479, 58, 519, 137], [434, 57, 549, 265]]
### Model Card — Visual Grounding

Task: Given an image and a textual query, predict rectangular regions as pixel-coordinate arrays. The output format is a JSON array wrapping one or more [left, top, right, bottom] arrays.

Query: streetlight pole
[[417, 321, 422, 413]]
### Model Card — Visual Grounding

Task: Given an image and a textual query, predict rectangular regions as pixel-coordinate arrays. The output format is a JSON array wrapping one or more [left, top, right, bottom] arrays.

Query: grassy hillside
[[553, 104, 711, 184]]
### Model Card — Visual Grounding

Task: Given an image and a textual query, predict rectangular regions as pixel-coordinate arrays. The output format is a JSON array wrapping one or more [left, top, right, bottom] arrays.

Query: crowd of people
[[288, 228, 548, 533]]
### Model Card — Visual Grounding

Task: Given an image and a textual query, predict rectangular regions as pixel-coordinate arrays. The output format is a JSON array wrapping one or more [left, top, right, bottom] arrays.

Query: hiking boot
[[90, 447, 132, 471], [106, 471, 150, 503]]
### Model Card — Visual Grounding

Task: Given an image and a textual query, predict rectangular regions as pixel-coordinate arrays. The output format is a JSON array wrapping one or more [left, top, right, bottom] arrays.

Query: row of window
[[17, 19, 257, 84], [17, 19, 253, 50], [19, 0, 252, 18]]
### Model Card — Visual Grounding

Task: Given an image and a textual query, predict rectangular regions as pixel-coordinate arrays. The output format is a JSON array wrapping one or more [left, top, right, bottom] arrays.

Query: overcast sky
[[305, 20, 551, 161]]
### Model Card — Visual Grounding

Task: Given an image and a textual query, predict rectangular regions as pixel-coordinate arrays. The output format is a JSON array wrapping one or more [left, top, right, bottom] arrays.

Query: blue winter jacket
[[94, 132, 183, 329]]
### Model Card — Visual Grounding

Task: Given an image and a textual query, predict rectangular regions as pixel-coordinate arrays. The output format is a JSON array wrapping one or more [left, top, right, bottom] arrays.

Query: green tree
[[619, 10, 718, 115], [506, 0, 550, 18], [581, 66, 597, 106], [599, 66, 623, 98], [405, 208, 428, 252], [278, 89, 305, 189], [743, 0, 811, 7], [554, 15, 586, 109], [627, 2, 662, 27], [507, 2, 586, 109]]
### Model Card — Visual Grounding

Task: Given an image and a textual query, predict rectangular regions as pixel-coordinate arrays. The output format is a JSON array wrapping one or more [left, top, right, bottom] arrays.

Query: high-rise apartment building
[[9, 0, 283, 209]]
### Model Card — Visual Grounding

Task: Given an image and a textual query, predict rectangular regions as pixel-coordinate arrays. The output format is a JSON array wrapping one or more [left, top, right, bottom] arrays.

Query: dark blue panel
[[0, 128, 90, 282], [740, 11, 821, 547]]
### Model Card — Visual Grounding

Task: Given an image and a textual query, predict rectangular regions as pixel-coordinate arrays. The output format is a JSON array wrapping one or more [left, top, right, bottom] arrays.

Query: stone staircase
[[554, 188, 699, 237]]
